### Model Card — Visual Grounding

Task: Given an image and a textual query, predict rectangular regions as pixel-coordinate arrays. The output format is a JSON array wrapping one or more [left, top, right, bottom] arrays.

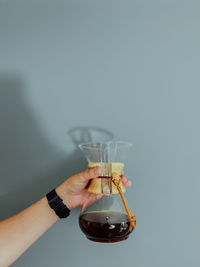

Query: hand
[[56, 167, 132, 210]]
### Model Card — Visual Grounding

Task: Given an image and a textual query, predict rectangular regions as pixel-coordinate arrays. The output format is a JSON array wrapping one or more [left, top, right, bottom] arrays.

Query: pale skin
[[0, 167, 131, 266]]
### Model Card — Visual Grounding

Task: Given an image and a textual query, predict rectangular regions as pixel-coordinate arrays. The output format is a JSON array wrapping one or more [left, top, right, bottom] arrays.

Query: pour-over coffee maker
[[78, 141, 136, 243]]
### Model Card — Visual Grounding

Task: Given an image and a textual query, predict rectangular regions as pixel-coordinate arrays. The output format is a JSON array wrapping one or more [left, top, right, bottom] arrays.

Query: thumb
[[79, 166, 102, 182]]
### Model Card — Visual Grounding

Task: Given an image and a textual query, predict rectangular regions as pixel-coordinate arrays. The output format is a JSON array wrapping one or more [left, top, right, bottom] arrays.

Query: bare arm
[[0, 197, 58, 266], [0, 167, 131, 266]]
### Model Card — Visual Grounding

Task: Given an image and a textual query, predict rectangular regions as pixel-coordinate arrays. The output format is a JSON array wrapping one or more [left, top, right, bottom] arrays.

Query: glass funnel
[[78, 141, 136, 243]]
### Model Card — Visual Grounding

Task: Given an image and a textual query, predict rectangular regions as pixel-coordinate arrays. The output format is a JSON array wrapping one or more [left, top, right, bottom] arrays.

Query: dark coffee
[[79, 211, 133, 243]]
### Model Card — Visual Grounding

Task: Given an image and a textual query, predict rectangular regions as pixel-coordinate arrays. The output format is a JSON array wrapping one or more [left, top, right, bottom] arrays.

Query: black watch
[[46, 189, 70, 219]]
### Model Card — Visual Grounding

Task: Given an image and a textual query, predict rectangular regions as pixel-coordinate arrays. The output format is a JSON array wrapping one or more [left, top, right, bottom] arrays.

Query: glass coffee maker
[[78, 141, 136, 243]]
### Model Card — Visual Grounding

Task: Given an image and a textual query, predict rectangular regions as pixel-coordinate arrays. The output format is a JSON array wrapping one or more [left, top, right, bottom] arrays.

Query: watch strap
[[46, 189, 70, 219]]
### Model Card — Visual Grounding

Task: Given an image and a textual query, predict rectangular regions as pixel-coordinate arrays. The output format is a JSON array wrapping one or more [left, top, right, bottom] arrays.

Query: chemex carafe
[[78, 141, 136, 243]]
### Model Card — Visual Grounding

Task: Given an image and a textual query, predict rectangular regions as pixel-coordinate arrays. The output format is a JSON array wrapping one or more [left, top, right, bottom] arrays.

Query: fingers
[[78, 167, 131, 188], [79, 167, 102, 182], [121, 170, 132, 187], [121, 175, 132, 187]]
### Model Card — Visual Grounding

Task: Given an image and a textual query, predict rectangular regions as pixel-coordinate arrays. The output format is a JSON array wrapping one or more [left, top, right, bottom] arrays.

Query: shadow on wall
[[0, 74, 113, 219]]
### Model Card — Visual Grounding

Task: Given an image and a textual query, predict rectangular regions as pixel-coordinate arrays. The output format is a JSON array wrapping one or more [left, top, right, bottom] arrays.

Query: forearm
[[0, 167, 103, 266], [0, 196, 58, 266]]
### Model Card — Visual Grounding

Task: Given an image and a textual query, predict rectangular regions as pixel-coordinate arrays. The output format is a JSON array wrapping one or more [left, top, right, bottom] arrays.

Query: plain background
[[0, 0, 200, 266]]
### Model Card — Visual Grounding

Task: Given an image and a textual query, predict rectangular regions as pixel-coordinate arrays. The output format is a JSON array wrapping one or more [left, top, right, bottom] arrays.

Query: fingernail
[[127, 181, 132, 186]]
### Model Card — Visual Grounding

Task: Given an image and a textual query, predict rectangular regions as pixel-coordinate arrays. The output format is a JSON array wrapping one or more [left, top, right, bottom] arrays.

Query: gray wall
[[0, 1, 200, 266]]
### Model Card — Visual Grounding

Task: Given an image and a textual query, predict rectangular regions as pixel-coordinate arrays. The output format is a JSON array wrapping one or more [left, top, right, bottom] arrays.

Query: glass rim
[[78, 141, 133, 149]]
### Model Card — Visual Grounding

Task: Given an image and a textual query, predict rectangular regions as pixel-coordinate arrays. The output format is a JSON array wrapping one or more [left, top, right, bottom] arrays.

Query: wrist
[[46, 189, 71, 219], [56, 184, 73, 210]]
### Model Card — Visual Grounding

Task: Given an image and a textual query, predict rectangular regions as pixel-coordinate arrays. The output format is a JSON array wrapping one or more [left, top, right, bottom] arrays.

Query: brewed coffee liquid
[[79, 211, 132, 243]]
